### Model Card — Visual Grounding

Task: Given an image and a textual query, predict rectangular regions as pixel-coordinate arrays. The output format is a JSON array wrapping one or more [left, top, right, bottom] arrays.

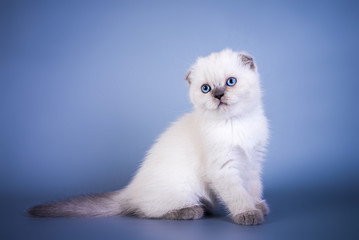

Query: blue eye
[[201, 84, 211, 93], [226, 77, 237, 87]]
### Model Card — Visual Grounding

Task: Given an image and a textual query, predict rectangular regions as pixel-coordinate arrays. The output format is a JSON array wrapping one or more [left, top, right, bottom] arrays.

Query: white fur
[[116, 49, 269, 219]]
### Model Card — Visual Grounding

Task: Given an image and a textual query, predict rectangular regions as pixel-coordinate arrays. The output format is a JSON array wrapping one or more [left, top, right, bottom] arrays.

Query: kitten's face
[[186, 49, 262, 117]]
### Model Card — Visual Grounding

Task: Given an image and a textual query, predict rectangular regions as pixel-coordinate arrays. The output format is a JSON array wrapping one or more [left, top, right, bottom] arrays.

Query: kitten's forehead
[[191, 49, 241, 84]]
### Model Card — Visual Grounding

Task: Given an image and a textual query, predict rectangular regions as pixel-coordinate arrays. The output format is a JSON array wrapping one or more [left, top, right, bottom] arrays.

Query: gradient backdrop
[[1, 0, 359, 239]]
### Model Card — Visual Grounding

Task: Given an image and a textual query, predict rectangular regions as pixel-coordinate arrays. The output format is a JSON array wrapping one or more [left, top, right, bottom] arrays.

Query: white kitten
[[29, 49, 269, 225]]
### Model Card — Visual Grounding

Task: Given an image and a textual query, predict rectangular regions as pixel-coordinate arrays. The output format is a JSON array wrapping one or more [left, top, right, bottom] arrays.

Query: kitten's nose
[[213, 88, 224, 100]]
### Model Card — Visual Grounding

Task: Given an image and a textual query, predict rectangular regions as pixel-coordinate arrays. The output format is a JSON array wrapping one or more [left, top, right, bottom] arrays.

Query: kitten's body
[[29, 49, 269, 225]]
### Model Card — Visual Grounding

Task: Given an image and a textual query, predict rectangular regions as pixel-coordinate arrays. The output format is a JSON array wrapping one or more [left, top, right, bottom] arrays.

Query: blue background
[[1, 0, 359, 239]]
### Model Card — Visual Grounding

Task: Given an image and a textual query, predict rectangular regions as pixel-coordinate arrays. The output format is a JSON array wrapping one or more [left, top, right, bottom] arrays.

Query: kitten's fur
[[29, 49, 269, 225]]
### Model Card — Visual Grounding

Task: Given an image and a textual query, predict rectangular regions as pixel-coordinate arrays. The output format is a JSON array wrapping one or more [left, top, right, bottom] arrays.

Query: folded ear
[[239, 52, 256, 71], [185, 69, 192, 85]]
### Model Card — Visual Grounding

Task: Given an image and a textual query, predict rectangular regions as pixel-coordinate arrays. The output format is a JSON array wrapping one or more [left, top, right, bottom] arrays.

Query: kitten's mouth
[[218, 101, 228, 108]]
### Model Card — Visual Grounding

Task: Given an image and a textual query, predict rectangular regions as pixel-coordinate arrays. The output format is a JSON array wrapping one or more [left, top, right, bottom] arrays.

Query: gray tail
[[28, 191, 124, 217]]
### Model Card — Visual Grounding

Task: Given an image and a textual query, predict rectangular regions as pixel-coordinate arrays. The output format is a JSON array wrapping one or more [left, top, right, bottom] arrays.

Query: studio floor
[[2, 183, 358, 240]]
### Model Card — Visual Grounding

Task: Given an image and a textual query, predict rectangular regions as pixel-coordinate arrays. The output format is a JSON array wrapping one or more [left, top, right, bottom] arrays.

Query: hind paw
[[161, 206, 204, 220]]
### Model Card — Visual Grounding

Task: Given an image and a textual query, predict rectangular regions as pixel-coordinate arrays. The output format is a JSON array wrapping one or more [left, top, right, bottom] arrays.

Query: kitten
[[29, 49, 269, 225]]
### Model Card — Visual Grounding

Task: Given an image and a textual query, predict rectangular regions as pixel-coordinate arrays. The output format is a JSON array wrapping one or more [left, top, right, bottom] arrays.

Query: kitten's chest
[[202, 114, 268, 154], [230, 117, 265, 148]]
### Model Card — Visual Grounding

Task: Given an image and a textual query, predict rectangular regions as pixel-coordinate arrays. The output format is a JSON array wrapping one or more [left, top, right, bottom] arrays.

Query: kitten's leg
[[247, 148, 269, 216], [160, 205, 204, 220], [209, 160, 263, 225], [246, 169, 269, 215], [123, 178, 208, 220], [247, 175, 269, 215]]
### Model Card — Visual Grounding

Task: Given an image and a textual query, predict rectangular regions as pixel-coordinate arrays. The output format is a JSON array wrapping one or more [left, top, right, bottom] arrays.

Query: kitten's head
[[186, 49, 262, 117]]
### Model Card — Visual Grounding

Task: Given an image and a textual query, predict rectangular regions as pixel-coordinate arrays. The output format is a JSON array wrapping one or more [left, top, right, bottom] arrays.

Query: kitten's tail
[[28, 191, 127, 217]]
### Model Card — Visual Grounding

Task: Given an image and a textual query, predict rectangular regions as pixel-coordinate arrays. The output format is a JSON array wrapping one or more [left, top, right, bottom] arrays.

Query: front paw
[[255, 200, 269, 216], [233, 209, 263, 225]]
